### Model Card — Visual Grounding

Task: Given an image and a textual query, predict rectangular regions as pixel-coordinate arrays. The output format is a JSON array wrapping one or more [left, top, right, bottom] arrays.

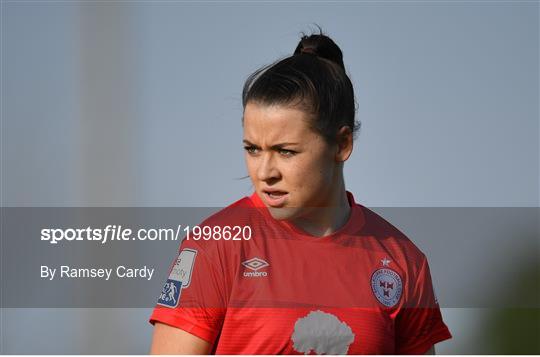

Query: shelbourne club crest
[[371, 268, 403, 307]]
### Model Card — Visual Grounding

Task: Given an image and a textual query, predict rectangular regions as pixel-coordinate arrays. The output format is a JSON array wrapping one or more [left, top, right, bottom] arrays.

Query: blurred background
[[1, 0, 539, 354]]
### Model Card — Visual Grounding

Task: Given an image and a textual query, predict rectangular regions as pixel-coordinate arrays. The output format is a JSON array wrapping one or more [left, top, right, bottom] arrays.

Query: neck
[[290, 178, 351, 237]]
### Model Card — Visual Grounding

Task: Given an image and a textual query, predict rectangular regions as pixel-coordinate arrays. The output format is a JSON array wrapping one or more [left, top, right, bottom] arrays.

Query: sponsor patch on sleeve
[[157, 248, 197, 308]]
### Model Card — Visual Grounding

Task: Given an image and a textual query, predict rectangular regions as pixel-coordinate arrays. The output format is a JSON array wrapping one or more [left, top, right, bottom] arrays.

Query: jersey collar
[[248, 190, 365, 241]]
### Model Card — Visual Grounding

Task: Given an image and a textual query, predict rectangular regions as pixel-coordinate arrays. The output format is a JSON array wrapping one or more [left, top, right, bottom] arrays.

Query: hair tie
[[300, 47, 316, 55]]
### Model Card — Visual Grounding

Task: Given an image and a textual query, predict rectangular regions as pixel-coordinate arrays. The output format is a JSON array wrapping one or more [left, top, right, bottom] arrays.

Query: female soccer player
[[149, 29, 452, 355]]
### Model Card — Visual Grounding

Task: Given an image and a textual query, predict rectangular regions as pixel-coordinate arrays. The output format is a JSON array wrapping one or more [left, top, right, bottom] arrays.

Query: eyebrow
[[243, 139, 299, 149]]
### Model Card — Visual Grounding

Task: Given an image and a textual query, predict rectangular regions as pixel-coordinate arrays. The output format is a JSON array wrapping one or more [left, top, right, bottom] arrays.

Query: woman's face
[[243, 102, 344, 221]]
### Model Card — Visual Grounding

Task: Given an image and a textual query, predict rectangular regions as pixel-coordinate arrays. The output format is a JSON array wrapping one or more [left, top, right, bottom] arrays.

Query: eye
[[278, 149, 296, 157], [244, 146, 259, 155]]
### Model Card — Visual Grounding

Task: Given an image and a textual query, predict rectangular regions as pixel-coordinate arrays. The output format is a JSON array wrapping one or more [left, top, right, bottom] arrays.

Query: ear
[[335, 126, 353, 162]]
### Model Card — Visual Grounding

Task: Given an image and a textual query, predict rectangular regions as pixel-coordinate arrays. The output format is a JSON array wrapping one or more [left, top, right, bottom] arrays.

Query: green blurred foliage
[[481, 259, 540, 354]]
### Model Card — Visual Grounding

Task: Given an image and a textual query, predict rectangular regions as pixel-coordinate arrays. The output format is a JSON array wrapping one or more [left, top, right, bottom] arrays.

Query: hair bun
[[293, 31, 345, 70]]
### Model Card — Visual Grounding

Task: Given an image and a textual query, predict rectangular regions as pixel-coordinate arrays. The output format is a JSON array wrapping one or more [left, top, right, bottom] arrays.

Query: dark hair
[[241, 26, 360, 144]]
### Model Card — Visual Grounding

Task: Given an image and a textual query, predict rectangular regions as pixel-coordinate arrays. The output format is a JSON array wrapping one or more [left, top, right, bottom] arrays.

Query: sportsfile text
[[40, 225, 184, 244], [41, 224, 253, 244]]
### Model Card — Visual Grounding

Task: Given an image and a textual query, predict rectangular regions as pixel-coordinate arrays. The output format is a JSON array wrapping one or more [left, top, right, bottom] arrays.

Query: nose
[[257, 152, 281, 182]]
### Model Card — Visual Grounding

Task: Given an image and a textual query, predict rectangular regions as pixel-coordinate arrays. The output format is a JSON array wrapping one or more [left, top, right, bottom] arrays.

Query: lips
[[262, 190, 289, 207]]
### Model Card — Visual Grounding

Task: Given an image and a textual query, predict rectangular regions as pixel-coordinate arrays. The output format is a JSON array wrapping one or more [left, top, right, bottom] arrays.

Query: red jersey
[[149, 191, 452, 354]]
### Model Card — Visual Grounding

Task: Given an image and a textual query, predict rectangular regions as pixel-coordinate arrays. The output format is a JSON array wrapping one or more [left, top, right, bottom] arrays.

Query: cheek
[[302, 151, 335, 178], [245, 156, 257, 178], [288, 156, 334, 188]]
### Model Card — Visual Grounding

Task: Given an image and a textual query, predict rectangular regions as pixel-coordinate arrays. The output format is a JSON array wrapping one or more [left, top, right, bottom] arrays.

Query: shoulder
[[198, 195, 259, 229], [185, 195, 260, 254], [356, 203, 427, 268]]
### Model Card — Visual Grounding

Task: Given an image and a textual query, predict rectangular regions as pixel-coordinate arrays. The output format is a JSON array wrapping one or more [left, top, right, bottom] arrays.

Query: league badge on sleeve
[[370, 268, 403, 307], [157, 248, 197, 308]]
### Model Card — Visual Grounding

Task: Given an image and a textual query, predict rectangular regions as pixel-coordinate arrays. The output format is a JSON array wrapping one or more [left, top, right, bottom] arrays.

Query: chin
[[267, 206, 303, 221]]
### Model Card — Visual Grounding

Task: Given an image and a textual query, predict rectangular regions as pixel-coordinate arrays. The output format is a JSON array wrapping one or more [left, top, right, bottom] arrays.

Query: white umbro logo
[[242, 257, 269, 271], [242, 257, 269, 277]]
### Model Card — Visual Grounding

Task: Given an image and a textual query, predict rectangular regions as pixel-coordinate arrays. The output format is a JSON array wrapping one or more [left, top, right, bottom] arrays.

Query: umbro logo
[[242, 257, 269, 277], [242, 257, 269, 271]]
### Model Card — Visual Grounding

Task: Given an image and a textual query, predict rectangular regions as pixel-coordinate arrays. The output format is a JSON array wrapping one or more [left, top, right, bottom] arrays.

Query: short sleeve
[[149, 237, 228, 346], [395, 256, 452, 354]]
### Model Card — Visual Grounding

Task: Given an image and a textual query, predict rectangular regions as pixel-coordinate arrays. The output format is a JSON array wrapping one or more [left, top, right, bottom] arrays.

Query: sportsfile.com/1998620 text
[[40, 225, 252, 245]]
